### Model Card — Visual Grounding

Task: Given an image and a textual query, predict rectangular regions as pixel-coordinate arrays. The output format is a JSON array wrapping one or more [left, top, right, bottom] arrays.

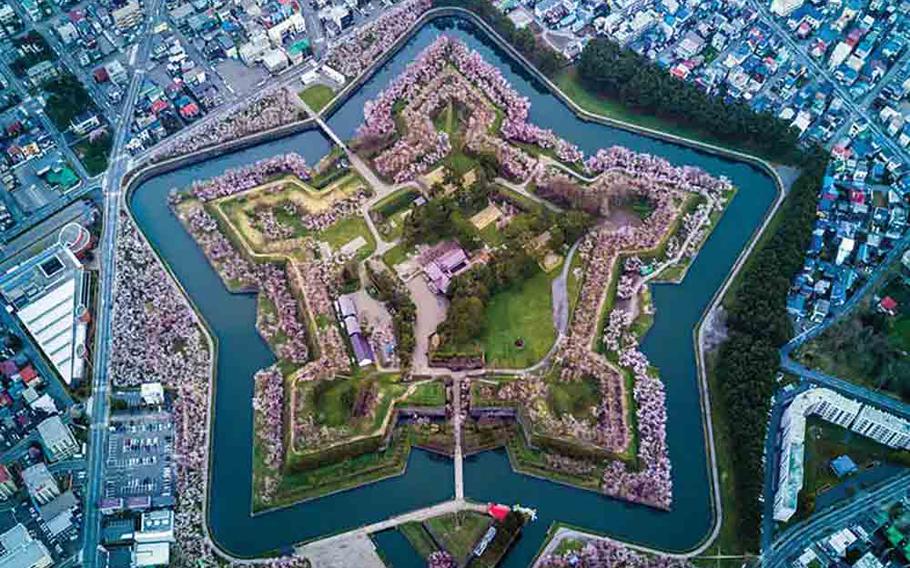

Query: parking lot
[[103, 409, 174, 508]]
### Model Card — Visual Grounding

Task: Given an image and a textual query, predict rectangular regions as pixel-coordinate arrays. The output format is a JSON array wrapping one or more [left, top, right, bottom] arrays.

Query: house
[[423, 245, 468, 294], [829, 455, 857, 478], [70, 111, 101, 135], [0, 464, 16, 500], [0, 524, 53, 567], [878, 296, 898, 316], [112, 0, 142, 29], [37, 415, 78, 461], [21, 463, 59, 505], [335, 296, 374, 367]]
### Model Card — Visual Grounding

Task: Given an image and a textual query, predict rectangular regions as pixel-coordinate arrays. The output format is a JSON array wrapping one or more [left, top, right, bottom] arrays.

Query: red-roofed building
[[179, 102, 199, 119], [6, 121, 22, 137], [150, 99, 168, 114], [487, 503, 510, 522], [850, 190, 865, 205], [19, 365, 37, 384], [93, 67, 109, 83], [879, 296, 898, 315]]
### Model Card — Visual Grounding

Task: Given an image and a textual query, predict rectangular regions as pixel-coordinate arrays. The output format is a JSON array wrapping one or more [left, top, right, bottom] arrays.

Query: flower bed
[[540, 536, 691, 568], [110, 215, 307, 566], [254, 366, 285, 504], [325, 0, 433, 79]]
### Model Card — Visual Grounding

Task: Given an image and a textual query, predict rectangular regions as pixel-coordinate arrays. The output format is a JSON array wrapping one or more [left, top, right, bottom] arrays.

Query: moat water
[[128, 15, 778, 566]]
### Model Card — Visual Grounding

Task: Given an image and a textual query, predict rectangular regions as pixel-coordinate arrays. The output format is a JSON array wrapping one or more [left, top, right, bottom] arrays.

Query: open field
[[482, 267, 557, 368], [299, 84, 335, 113], [403, 380, 446, 407]]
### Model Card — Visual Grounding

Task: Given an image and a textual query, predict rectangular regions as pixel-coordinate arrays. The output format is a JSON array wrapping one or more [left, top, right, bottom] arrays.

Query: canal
[[128, 14, 778, 565]]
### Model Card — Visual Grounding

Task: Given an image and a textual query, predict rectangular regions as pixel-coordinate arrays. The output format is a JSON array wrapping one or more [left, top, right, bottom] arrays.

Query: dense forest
[[577, 38, 804, 165], [433, 0, 567, 77], [714, 149, 827, 548]]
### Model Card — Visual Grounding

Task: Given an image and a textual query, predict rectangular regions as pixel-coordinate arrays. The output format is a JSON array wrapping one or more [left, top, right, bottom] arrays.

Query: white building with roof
[[141, 382, 165, 407], [770, 0, 803, 17], [37, 415, 78, 461], [851, 406, 910, 449], [0, 524, 52, 568], [0, 242, 89, 385], [136, 509, 174, 543], [133, 541, 170, 567], [773, 388, 862, 522], [21, 463, 59, 506]]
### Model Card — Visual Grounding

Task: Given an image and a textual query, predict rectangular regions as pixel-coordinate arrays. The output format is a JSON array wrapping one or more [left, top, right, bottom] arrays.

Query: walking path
[[453, 374, 465, 501]]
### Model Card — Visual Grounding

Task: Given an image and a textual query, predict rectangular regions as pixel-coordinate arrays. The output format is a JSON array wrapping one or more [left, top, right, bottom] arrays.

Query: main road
[[81, 0, 165, 564], [761, 470, 910, 568]]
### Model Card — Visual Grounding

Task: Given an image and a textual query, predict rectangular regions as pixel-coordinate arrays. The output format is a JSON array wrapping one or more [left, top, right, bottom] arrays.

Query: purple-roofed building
[[350, 333, 374, 367]]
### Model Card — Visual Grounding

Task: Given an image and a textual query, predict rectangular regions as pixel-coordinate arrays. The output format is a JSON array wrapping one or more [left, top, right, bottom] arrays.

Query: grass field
[[403, 380, 446, 406], [547, 374, 600, 420], [371, 187, 420, 241], [299, 84, 335, 113], [382, 243, 413, 269], [318, 216, 376, 261], [482, 268, 556, 368], [266, 434, 411, 510], [796, 417, 910, 521], [426, 512, 492, 562], [311, 379, 357, 427]]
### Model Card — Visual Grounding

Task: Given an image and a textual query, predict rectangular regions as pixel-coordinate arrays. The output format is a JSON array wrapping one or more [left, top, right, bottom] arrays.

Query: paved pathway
[[406, 277, 449, 374], [550, 240, 580, 336], [453, 374, 465, 501], [298, 533, 386, 568]]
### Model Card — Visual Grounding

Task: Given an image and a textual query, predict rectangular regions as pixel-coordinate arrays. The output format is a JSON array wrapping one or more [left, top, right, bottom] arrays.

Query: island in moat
[[127, 31, 737, 564]]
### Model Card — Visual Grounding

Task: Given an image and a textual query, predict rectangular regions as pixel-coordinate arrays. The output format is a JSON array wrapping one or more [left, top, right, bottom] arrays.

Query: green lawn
[[425, 512, 492, 562], [371, 187, 420, 241], [318, 217, 376, 261], [547, 374, 600, 420], [382, 243, 412, 269], [891, 317, 910, 351], [372, 187, 421, 218], [444, 150, 478, 177], [482, 268, 556, 368], [795, 417, 910, 521], [299, 84, 335, 113], [403, 381, 445, 406], [273, 201, 311, 238], [311, 379, 356, 427], [267, 434, 411, 510], [72, 134, 112, 177]]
